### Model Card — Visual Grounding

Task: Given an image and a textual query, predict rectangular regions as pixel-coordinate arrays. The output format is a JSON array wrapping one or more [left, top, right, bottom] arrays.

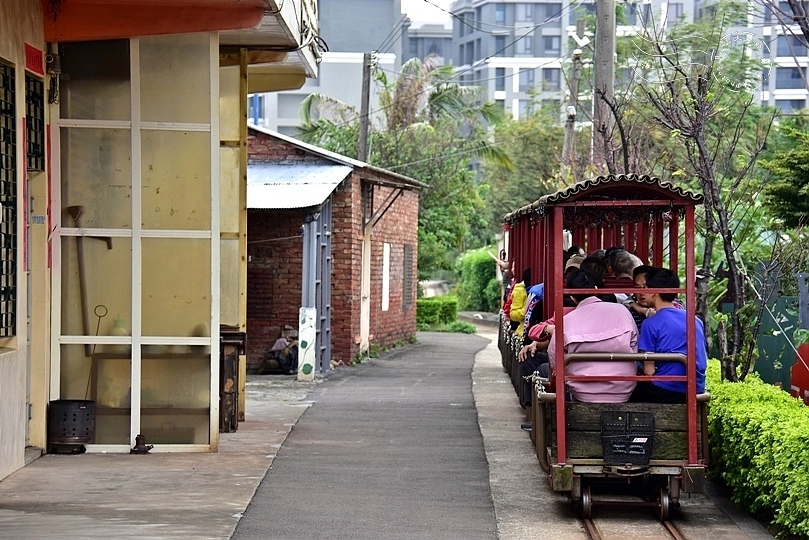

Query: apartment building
[[250, 0, 406, 134], [758, 1, 809, 112], [449, 0, 569, 119], [250, 0, 809, 134], [447, 0, 808, 117], [405, 23, 455, 65]]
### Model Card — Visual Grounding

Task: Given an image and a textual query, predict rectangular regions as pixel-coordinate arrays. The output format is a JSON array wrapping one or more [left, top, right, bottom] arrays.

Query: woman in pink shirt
[[547, 270, 639, 402]]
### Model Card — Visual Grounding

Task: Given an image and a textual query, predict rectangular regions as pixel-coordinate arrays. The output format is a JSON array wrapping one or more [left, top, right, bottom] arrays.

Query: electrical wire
[[295, 2, 593, 173], [377, 14, 411, 54], [314, 3, 583, 134], [415, 0, 572, 34]]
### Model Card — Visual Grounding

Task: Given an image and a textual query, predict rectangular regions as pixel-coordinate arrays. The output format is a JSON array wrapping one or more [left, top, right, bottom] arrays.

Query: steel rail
[[582, 517, 687, 540]]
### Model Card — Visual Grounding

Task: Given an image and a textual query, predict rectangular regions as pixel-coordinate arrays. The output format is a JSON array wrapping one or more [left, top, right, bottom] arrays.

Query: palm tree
[[298, 54, 511, 274]]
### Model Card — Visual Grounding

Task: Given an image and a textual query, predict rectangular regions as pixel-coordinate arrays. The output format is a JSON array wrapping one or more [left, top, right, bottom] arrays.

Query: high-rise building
[[445, 0, 808, 117], [756, 2, 809, 112], [250, 0, 407, 135], [405, 23, 455, 65], [449, 0, 573, 119], [250, 0, 809, 135]]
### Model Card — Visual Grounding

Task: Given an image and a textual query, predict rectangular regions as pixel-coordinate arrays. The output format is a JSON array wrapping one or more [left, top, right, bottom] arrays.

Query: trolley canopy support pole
[[669, 213, 679, 273], [685, 205, 699, 464], [553, 207, 567, 464], [653, 216, 664, 267]]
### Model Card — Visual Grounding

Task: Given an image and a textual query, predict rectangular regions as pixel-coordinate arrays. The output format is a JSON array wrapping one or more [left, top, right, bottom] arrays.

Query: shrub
[[454, 247, 500, 312], [707, 360, 809, 538], [444, 321, 477, 333], [416, 297, 458, 326]]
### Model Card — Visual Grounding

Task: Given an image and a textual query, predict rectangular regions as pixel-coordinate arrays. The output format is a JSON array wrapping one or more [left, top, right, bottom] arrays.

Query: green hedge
[[416, 297, 459, 326], [454, 247, 500, 312], [707, 361, 809, 537]]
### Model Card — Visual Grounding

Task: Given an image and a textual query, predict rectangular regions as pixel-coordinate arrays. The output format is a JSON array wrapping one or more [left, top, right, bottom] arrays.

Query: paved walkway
[[234, 332, 498, 540], [0, 328, 773, 539]]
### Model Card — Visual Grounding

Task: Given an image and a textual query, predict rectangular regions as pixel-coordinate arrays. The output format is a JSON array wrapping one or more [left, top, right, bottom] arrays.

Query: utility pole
[[562, 48, 583, 168], [358, 52, 373, 162], [358, 51, 374, 357], [593, 0, 616, 168]]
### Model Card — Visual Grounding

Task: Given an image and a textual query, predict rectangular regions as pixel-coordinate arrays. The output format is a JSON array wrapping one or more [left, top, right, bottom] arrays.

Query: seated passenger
[[521, 282, 545, 346], [509, 268, 532, 335], [547, 270, 639, 403], [516, 299, 576, 408], [603, 250, 640, 302], [630, 268, 707, 403], [625, 265, 655, 318]]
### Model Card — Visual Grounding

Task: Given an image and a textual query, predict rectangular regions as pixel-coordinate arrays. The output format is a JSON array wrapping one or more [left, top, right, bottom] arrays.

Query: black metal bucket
[[48, 400, 96, 452]]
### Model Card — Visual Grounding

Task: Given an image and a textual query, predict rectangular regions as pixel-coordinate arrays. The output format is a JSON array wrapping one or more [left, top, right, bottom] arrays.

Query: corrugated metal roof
[[247, 163, 352, 209], [248, 125, 428, 190]]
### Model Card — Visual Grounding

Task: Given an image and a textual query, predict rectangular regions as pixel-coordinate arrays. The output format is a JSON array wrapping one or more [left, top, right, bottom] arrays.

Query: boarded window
[[403, 244, 413, 309]]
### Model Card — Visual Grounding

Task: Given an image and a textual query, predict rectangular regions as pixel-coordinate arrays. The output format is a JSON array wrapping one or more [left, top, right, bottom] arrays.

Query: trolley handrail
[[564, 353, 686, 364], [560, 353, 688, 383]]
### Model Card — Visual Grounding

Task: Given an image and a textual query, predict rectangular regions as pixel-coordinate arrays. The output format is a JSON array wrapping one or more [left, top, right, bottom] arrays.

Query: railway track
[[578, 484, 688, 540], [583, 516, 686, 540]]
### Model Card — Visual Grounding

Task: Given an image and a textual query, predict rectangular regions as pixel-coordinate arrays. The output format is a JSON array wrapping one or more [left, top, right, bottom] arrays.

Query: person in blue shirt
[[630, 268, 707, 403]]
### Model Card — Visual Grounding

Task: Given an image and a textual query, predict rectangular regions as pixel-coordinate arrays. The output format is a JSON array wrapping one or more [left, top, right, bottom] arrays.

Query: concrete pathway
[[0, 327, 773, 539]]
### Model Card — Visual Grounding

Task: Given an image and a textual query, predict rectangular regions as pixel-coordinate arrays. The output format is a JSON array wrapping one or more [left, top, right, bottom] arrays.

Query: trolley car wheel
[[581, 486, 592, 519], [658, 487, 670, 521]]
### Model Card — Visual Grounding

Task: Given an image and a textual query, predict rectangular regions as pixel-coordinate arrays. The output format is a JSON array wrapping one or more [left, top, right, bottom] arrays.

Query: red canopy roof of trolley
[[504, 174, 703, 224]]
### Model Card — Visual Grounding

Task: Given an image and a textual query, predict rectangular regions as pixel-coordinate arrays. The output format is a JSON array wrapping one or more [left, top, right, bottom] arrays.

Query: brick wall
[[246, 209, 304, 369], [329, 178, 363, 364], [366, 184, 419, 349]]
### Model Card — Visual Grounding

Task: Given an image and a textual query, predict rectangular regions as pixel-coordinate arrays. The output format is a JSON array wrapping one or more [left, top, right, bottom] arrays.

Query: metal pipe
[[68, 205, 91, 356]]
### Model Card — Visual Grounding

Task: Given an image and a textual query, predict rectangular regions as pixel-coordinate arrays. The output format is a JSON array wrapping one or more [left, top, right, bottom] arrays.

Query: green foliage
[[447, 321, 477, 333], [299, 55, 510, 278], [480, 111, 572, 228], [795, 328, 809, 348], [707, 361, 809, 537], [454, 247, 500, 312], [416, 296, 459, 327], [761, 120, 809, 228], [427, 320, 478, 333]]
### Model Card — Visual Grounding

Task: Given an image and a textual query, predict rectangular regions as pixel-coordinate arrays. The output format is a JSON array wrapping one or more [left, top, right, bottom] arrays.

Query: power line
[[414, 0, 573, 34], [302, 1, 585, 147], [377, 14, 410, 54], [376, 50, 572, 88]]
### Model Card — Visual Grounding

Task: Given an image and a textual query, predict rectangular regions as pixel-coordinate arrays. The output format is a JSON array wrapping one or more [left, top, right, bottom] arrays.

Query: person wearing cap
[[268, 324, 299, 374], [564, 255, 584, 275]]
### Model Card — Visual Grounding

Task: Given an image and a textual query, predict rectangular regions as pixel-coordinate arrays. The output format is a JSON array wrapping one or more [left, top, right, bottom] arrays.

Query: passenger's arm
[[517, 342, 537, 362]]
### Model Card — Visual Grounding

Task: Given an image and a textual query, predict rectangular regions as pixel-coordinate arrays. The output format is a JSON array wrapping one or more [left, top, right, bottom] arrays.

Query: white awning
[[247, 163, 353, 209]]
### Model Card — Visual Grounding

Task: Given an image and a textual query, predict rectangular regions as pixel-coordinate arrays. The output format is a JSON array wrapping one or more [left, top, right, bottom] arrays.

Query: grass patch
[[418, 320, 477, 333]]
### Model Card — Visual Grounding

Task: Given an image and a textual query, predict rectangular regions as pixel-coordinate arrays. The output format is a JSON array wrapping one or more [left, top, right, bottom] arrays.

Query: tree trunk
[[695, 134, 746, 365]]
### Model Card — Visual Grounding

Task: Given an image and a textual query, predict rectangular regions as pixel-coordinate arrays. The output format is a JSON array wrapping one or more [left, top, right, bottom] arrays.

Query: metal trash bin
[[220, 325, 246, 433], [48, 399, 96, 453]]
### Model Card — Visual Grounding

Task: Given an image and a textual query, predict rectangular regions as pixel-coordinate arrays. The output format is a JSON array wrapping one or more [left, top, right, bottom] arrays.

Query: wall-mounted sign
[[25, 43, 44, 76]]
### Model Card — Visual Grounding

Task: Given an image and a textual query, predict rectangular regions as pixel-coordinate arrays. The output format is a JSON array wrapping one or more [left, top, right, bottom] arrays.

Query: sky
[[401, 0, 452, 25]]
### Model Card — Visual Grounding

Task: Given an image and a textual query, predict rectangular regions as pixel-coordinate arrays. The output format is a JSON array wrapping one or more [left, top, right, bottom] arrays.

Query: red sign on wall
[[25, 43, 45, 76]]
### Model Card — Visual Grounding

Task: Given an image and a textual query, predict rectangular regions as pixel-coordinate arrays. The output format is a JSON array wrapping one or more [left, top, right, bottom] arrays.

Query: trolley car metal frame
[[501, 174, 707, 519]]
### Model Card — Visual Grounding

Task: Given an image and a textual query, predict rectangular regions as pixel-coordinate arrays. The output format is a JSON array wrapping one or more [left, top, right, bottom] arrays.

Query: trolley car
[[499, 174, 708, 520]]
